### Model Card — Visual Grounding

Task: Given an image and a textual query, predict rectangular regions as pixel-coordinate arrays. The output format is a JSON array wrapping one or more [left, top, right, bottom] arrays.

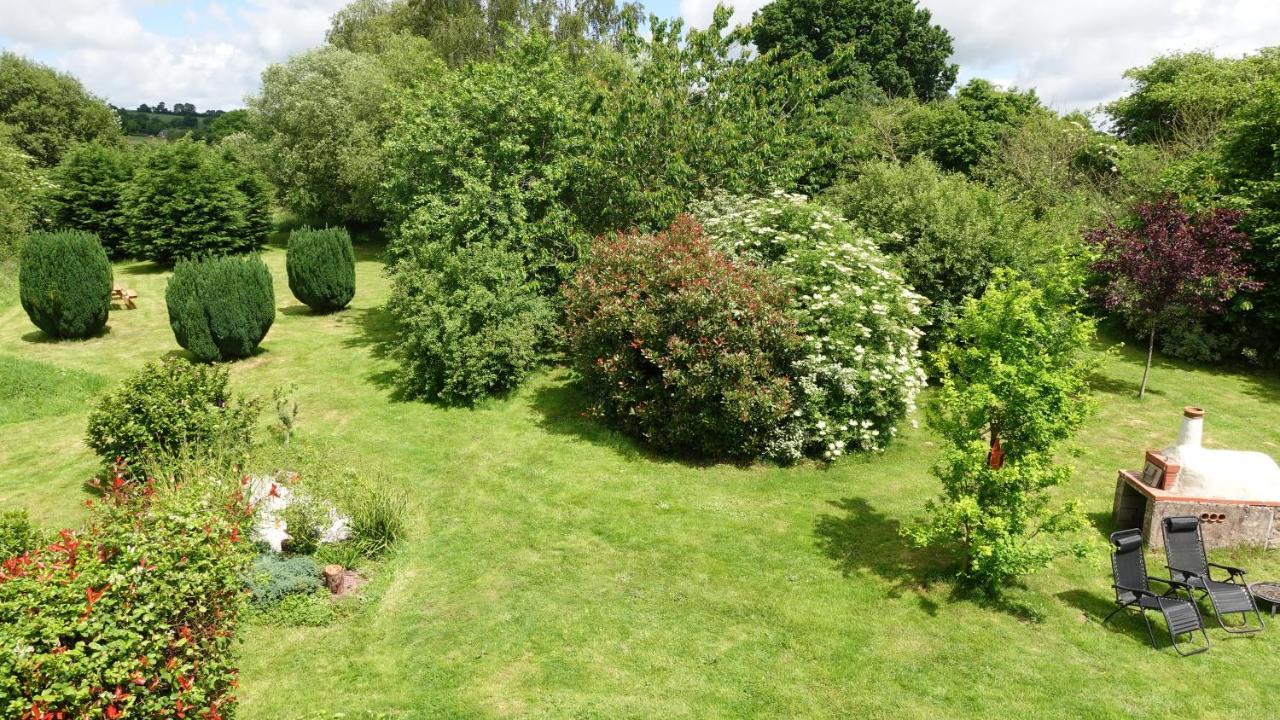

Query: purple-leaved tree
[[1088, 195, 1261, 398]]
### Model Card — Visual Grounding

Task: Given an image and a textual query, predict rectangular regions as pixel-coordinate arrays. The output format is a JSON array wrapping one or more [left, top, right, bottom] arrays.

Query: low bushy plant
[[387, 240, 553, 404], [85, 357, 260, 467], [18, 229, 112, 339], [0, 465, 255, 716], [166, 254, 276, 361], [346, 483, 407, 558], [280, 496, 327, 555], [248, 592, 335, 627], [287, 226, 356, 312], [0, 510, 44, 558], [563, 217, 805, 460], [695, 193, 927, 460], [246, 553, 323, 605]]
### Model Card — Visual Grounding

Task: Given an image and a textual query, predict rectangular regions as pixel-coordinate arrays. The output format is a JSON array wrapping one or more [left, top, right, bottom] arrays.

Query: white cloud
[[0, 0, 347, 109], [679, 0, 1280, 111]]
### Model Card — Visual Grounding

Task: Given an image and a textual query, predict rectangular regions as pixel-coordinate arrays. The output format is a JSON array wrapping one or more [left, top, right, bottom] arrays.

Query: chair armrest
[[1208, 562, 1246, 577], [1113, 583, 1157, 598], [1147, 575, 1193, 590], [1165, 565, 1205, 581]]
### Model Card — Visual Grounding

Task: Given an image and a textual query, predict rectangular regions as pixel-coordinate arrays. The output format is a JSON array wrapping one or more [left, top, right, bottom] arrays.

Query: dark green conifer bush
[[18, 229, 112, 339], [287, 226, 356, 311], [48, 141, 135, 257], [166, 255, 275, 361]]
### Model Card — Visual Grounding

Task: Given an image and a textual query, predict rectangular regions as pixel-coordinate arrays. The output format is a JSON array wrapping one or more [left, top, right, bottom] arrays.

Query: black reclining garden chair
[[1104, 528, 1209, 655], [1162, 516, 1265, 634]]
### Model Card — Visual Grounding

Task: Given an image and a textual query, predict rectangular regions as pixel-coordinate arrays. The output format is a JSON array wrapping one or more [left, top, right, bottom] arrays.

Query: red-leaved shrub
[[562, 216, 804, 459]]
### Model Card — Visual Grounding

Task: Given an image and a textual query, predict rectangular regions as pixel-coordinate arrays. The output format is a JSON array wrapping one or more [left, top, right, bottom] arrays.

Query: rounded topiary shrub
[[18, 230, 112, 339], [166, 255, 275, 362], [694, 192, 928, 461], [563, 216, 804, 460], [85, 357, 261, 466], [287, 226, 356, 312]]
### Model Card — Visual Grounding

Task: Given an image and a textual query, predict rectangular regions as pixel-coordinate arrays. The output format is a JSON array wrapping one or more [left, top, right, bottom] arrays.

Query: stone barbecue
[[1112, 407, 1280, 550]]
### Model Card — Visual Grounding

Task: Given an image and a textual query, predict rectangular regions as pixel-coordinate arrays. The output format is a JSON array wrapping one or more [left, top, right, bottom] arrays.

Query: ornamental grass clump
[[166, 254, 275, 362], [563, 216, 805, 460], [694, 193, 927, 461], [287, 226, 356, 312], [18, 229, 112, 339]]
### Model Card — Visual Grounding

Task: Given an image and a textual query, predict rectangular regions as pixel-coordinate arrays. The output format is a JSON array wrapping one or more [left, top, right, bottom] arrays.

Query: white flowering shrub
[[693, 192, 928, 460]]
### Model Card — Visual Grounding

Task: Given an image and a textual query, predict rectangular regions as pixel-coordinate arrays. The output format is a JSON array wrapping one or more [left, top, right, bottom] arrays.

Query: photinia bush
[[0, 466, 255, 718], [563, 216, 805, 460], [694, 193, 927, 461]]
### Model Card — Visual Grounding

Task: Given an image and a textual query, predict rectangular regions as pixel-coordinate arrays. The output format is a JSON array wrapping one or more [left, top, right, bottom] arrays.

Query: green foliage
[[898, 79, 1043, 174], [382, 34, 589, 296], [0, 51, 121, 167], [0, 355, 106, 426], [0, 467, 255, 716], [85, 357, 261, 467], [563, 217, 805, 460], [208, 109, 252, 143], [248, 592, 336, 627], [287, 226, 357, 312], [694, 193, 926, 460], [247, 553, 323, 605], [750, 0, 957, 101], [0, 510, 44, 559], [121, 139, 267, 264], [280, 496, 328, 555], [345, 483, 407, 558], [387, 240, 553, 404], [908, 271, 1095, 594], [18, 229, 112, 339], [825, 158, 1063, 341], [0, 127, 46, 256], [48, 141, 135, 257], [166, 255, 276, 362]]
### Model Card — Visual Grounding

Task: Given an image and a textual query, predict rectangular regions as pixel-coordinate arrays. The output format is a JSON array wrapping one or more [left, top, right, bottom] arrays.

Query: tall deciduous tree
[[1088, 196, 1261, 397], [0, 52, 121, 167], [750, 0, 957, 101]]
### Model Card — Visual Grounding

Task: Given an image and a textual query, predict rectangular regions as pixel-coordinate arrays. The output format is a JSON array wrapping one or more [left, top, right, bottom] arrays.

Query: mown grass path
[[3, 242, 1279, 718]]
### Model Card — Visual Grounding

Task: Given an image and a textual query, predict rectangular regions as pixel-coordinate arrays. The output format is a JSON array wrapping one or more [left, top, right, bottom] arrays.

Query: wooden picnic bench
[[111, 283, 138, 310]]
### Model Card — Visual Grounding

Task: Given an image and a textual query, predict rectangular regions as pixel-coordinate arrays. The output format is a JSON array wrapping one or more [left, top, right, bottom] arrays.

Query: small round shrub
[[287, 226, 356, 311], [166, 255, 276, 362], [694, 192, 927, 461], [246, 553, 322, 605], [18, 229, 112, 339], [563, 216, 805, 460], [85, 357, 261, 466]]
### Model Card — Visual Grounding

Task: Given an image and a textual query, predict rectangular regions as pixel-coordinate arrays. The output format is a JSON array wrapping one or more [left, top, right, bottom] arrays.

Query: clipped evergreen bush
[[166, 255, 275, 362], [18, 230, 112, 339], [287, 226, 356, 312]]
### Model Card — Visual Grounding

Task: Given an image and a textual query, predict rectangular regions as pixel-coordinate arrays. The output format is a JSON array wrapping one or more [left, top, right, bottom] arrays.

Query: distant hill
[[113, 106, 230, 140]]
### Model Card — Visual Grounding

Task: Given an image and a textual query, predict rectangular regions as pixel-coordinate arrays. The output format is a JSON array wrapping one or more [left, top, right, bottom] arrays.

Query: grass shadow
[[813, 497, 947, 616], [528, 376, 751, 469], [1055, 589, 1167, 648], [118, 261, 168, 277], [338, 305, 403, 398]]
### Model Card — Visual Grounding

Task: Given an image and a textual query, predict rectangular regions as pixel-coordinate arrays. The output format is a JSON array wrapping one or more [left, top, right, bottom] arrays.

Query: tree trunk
[[1138, 328, 1156, 399]]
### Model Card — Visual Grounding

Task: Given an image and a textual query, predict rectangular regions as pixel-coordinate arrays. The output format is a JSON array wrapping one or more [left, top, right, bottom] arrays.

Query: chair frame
[[1104, 528, 1210, 656], [1161, 516, 1265, 635]]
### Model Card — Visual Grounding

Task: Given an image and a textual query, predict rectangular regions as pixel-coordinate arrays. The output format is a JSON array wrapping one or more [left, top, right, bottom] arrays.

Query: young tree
[[0, 52, 121, 166], [1088, 196, 1260, 397], [908, 270, 1095, 595], [750, 0, 957, 101]]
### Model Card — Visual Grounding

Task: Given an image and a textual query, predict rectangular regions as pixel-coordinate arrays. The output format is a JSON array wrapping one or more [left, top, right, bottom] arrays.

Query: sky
[[0, 0, 1277, 113]]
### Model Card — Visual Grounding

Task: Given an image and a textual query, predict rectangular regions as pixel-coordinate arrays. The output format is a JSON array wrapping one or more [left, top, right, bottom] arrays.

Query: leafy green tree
[[0, 52, 121, 166], [0, 127, 46, 255], [166, 255, 276, 362], [251, 45, 441, 224], [18, 230, 113, 339], [207, 109, 252, 143], [48, 142, 135, 257], [121, 140, 265, 264], [908, 271, 1095, 595], [751, 0, 957, 101], [899, 79, 1043, 174]]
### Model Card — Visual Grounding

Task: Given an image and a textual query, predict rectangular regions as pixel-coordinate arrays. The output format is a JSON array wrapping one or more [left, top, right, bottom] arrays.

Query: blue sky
[[1, 0, 1277, 112]]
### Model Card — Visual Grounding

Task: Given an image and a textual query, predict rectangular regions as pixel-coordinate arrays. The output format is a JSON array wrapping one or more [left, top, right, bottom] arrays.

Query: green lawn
[[3, 240, 1280, 718]]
